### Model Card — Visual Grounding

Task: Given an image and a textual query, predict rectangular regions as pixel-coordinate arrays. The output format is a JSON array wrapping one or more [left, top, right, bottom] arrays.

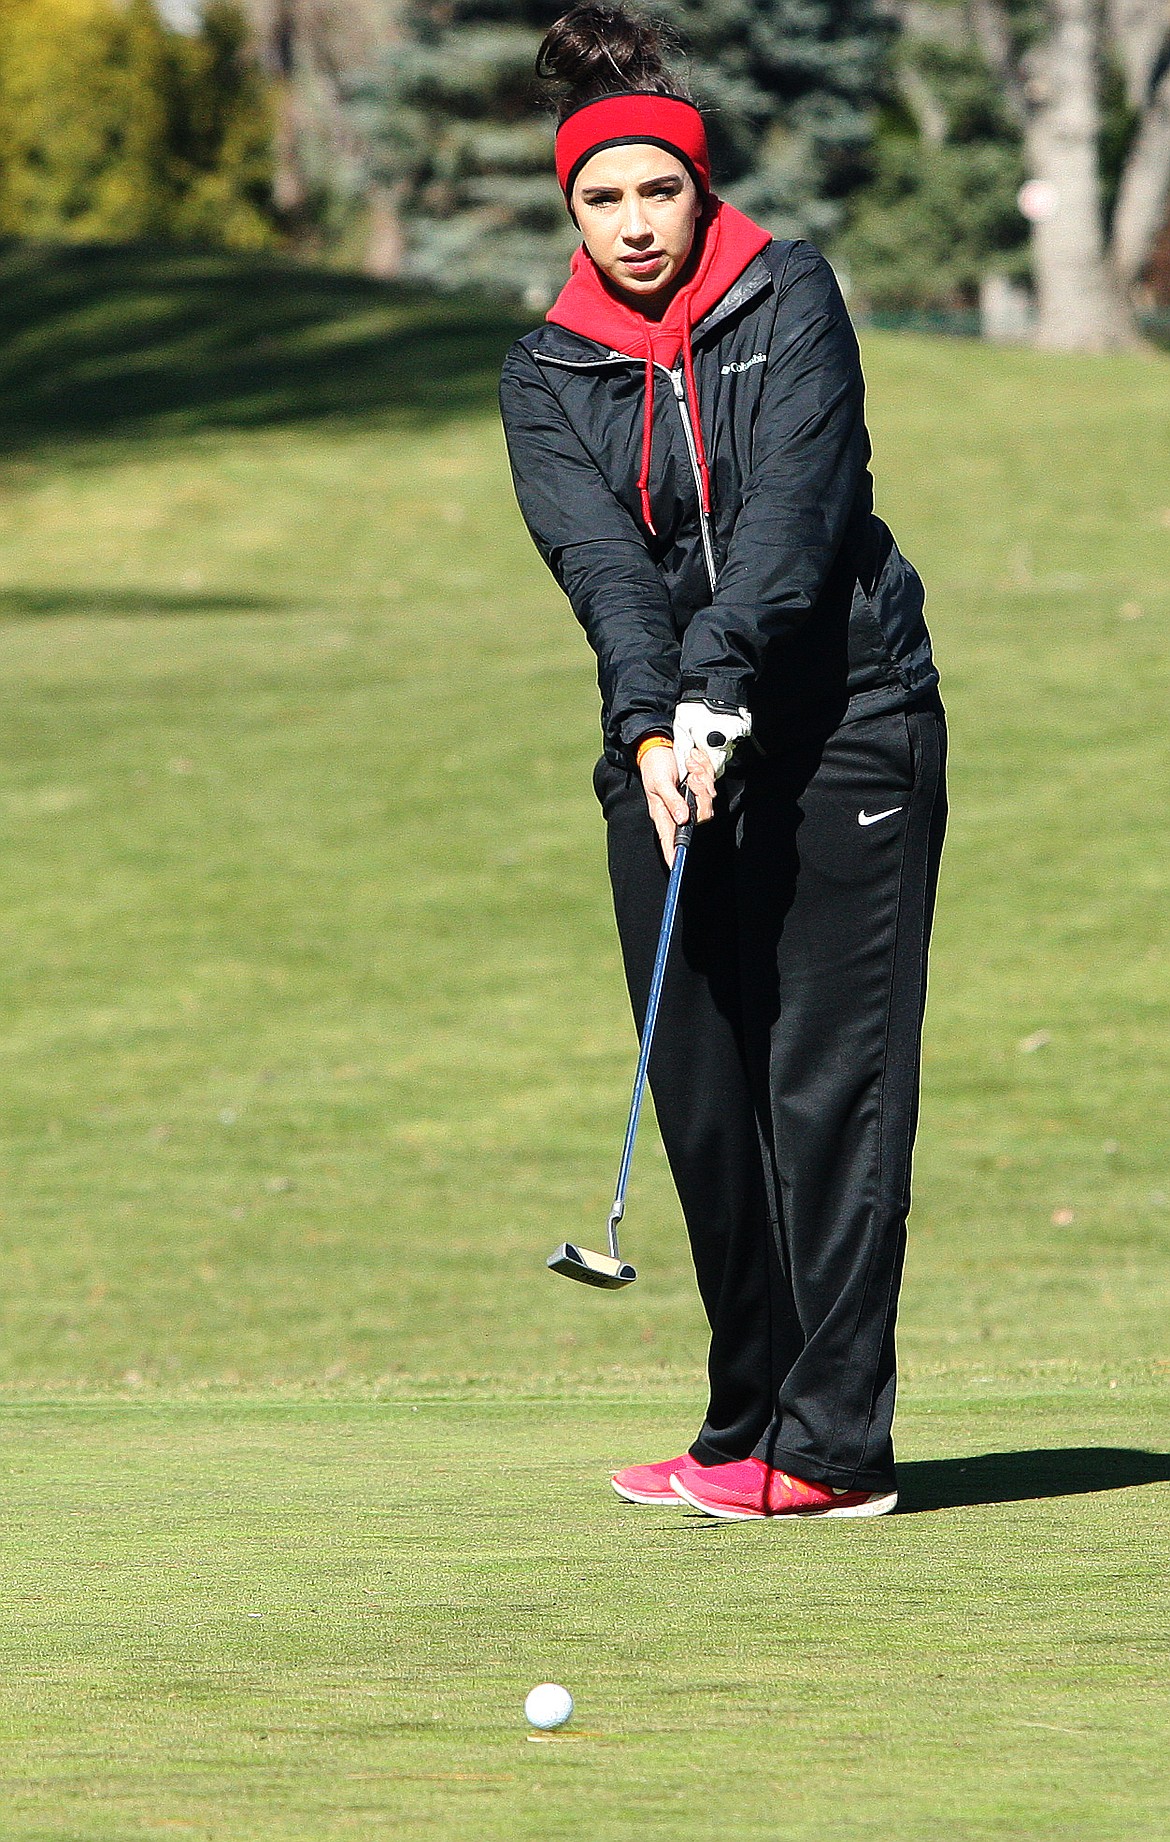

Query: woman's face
[[572, 145, 702, 300]]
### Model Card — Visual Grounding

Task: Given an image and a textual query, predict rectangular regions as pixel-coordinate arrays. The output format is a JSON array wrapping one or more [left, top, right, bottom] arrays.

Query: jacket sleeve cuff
[[677, 672, 752, 711], [617, 711, 674, 758]]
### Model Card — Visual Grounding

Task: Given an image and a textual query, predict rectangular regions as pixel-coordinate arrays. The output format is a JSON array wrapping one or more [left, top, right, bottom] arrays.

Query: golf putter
[[548, 788, 698, 1289]]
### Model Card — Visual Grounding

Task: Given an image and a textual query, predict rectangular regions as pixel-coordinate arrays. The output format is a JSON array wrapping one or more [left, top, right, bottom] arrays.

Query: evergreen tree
[[351, 0, 572, 303], [673, 0, 894, 240], [356, 0, 895, 301]]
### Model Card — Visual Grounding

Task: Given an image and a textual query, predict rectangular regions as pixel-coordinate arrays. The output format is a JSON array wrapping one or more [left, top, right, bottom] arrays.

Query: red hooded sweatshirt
[[546, 200, 772, 534]]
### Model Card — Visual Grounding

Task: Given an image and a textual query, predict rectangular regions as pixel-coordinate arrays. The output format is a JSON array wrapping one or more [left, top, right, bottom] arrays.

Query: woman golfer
[[500, 3, 946, 1519]]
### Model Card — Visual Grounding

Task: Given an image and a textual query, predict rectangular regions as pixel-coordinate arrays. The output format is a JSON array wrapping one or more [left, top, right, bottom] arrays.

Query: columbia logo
[[721, 353, 767, 375]]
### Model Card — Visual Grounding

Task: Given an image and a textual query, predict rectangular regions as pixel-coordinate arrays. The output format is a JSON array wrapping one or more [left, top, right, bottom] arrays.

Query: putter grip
[[674, 787, 698, 849]]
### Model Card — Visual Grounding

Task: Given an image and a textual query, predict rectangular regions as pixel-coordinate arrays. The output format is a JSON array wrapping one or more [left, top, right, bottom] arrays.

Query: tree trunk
[[1112, 64, 1170, 289], [259, 2, 309, 218], [968, 0, 1028, 123], [1142, 184, 1170, 299], [362, 184, 405, 279], [1105, 0, 1167, 105], [1023, 0, 1140, 347], [272, 81, 309, 217]]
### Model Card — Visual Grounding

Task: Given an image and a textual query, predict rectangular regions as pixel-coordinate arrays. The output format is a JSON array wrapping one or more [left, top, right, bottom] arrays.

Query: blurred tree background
[[0, 0, 275, 246], [0, 0, 1168, 343], [836, 17, 1030, 316], [344, 0, 897, 304]]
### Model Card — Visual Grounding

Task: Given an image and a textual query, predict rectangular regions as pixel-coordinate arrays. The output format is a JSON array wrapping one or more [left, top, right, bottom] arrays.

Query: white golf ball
[[525, 1682, 573, 1730]]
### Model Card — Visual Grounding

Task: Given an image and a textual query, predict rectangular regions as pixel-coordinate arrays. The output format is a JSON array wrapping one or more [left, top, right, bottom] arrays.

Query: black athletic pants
[[595, 700, 947, 1490]]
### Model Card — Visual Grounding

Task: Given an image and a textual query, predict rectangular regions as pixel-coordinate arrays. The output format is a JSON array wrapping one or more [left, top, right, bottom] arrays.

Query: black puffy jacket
[[499, 237, 938, 766]]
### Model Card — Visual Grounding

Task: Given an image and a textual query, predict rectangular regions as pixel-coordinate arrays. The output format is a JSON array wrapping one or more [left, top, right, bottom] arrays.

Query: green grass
[[1, 1390, 1168, 1841], [0, 243, 529, 450], [0, 249, 1168, 1836]]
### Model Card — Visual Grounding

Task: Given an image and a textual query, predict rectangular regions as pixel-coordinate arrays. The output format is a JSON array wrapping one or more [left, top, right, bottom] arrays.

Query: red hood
[[546, 199, 771, 365]]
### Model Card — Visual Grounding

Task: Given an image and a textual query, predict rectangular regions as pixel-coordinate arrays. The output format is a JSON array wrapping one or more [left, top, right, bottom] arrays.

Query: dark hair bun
[[535, 5, 688, 120]]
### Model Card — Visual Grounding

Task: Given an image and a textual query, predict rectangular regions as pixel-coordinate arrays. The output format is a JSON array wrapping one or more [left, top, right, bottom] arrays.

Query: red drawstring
[[680, 297, 712, 516], [637, 335, 657, 537], [635, 304, 712, 536]]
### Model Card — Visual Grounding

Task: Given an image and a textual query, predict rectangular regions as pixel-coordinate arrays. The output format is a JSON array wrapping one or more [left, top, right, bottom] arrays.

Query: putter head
[[546, 1243, 637, 1289]]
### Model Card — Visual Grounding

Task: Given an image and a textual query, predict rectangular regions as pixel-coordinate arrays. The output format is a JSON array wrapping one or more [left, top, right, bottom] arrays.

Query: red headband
[[555, 93, 710, 202]]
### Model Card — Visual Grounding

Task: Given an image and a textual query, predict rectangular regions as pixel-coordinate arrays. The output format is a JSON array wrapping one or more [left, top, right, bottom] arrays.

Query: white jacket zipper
[[662, 366, 717, 593]]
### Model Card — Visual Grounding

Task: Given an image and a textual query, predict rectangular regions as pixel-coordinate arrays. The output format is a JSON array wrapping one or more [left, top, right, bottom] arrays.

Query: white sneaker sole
[[611, 1475, 694, 1506], [669, 1475, 898, 1520]]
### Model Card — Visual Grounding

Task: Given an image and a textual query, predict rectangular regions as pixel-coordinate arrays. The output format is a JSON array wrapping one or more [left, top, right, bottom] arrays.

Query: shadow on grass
[[670, 1448, 1170, 1524], [0, 587, 289, 618], [0, 242, 532, 457], [897, 1447, 1170, 1513]]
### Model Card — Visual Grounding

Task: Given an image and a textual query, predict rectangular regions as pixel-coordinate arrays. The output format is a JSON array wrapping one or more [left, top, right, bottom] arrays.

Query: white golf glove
[[673, 701, 752, 781]]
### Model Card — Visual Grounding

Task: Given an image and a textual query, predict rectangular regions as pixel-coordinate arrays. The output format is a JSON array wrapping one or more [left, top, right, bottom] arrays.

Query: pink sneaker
[[670, 1457, 897, 1520], [611, 1452, 702, 1506]]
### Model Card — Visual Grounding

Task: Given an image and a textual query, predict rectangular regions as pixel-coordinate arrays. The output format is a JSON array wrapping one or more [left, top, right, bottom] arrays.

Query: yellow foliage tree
[[0, 0, 275, 246]]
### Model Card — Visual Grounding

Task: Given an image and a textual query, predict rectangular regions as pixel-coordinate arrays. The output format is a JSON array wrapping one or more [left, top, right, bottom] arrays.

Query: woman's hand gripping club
[[639, 740, 714, 865], [638, 699, 752, 864]]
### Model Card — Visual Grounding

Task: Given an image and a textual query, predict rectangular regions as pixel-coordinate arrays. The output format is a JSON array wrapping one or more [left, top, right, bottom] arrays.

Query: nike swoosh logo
[[858, 806, 904, 826]]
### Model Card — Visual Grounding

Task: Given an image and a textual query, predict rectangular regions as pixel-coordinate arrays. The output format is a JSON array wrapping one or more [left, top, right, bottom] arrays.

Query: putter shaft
[[607, 790, 696, 1238], [547, 790, 696, 1288]]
